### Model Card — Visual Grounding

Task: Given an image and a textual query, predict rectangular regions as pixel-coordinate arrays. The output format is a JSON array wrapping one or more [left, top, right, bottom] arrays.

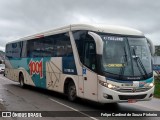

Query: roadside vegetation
[[154, 76, 160, 98]]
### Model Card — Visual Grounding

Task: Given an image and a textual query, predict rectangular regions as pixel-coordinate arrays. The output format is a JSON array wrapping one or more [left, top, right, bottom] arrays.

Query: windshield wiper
[[132, 48, 148, 78], [119, 46, 128, 79]]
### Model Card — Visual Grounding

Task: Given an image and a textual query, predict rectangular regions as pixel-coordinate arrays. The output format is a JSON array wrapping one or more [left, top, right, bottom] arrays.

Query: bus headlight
[[99, 80, 117, 89], [107, 84, 115, 89], [99, 80, 108, 87], [149, 83, 154, 87]]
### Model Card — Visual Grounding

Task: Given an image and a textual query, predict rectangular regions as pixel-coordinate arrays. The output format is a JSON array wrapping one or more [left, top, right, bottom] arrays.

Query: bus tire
[[68, 82, 77, 101], [19, 73, 25, 88]]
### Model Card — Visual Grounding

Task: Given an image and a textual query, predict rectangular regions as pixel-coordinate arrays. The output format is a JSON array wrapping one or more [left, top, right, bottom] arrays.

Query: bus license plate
[[128, 99, 137, 103]]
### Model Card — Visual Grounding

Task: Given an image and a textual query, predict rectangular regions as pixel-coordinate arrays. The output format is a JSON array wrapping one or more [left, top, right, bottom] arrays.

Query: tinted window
[[27, 38, 47, 57], [6, 44, 13, 58], [21, 41, 27, 58], [72, 30, 87, 62], [73, 30, 97, 71], [27, 33, 72, 57], [84, 35, 96, 71], [6, 42, 23, 58]]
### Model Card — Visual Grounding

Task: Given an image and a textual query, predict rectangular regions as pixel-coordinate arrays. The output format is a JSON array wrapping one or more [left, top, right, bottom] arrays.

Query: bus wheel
[[19, 73, 25, 88], [68, 82, 77, 101]]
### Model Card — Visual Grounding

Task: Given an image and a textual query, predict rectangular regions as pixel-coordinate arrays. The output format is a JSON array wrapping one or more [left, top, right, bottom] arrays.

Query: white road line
[[134, 102, 160, 111], [0, 76, 6, 81], [49, 98, 99, 120]]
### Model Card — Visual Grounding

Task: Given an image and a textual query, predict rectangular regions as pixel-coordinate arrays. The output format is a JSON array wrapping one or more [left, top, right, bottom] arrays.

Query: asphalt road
[[0, 74, 160, 120]]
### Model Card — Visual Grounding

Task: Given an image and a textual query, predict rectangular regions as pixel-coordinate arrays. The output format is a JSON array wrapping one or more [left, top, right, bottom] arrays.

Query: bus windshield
[[100, 34, 152, 78]]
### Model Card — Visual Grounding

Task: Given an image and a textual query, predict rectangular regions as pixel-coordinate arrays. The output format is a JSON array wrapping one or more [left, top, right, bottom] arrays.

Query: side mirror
[[146, 38, 155, 56], [88, 32, 103, 54]]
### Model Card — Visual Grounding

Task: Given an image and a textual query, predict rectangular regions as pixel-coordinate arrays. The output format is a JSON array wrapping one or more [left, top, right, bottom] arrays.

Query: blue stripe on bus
[[106, 77, 133, 83], [106, 77, 153, 83]]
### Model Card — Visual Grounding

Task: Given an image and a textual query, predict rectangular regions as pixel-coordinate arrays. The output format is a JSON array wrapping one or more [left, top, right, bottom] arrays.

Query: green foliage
[[0, 50, 4, 54], [155, 46, 160, 56], [154, 77, 160, 98]]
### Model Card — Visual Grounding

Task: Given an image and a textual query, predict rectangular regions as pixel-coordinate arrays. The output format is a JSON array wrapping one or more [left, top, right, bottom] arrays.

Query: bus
[[5, 24, 155, 103]]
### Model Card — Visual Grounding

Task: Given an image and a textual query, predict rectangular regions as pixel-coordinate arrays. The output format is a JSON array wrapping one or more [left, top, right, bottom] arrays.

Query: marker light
[[35, 35, 44, 38]]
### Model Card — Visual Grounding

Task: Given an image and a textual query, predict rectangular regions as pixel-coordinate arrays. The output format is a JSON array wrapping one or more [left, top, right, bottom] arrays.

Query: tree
[[155, 46, 160, 56]]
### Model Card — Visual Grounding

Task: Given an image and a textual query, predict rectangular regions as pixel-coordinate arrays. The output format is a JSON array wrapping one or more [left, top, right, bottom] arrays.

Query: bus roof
[[7, 23, 144, 44], [71, 24, 143, 36]]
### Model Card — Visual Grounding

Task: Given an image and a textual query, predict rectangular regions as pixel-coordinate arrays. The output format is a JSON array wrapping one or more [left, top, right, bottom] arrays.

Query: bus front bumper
[[98, 85, 155, 103]]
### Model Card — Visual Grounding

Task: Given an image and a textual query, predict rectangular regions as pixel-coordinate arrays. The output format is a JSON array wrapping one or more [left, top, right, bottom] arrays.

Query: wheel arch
[[63, 76, 78, 95], [18, 68, 26, 83]]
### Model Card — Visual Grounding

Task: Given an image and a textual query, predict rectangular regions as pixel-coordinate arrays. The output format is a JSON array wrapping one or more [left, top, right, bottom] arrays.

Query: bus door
[[83, 36, 98, 101]]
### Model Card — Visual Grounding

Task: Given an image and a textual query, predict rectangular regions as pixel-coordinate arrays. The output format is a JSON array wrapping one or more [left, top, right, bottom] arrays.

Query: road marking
[[134, 102, 160, 111], [49, 98, 98, 120], [0, 76, 6, 81]]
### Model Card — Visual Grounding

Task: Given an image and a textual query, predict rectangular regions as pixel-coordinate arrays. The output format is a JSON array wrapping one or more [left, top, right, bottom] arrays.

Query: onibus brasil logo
[[28, 59, 43, 78]]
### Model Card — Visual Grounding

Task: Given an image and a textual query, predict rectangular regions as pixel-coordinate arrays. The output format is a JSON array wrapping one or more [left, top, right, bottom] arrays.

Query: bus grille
[[116, 87, 150, 93], [119, 94, 147, 100]]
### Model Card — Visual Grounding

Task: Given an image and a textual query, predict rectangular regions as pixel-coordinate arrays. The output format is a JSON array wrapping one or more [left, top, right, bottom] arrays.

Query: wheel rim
[[20, 79, 23, 86], [20, 75, 24, 87], [69, 85, 76, 100]]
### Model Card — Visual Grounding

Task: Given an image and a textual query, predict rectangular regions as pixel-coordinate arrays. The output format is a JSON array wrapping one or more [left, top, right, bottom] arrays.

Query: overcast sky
[[0, 0, 159, 51]]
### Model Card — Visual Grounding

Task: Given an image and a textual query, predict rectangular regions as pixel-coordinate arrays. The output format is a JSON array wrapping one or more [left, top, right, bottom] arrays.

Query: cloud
[[0, 46, 5, 51], [0, 0, 160, 51]]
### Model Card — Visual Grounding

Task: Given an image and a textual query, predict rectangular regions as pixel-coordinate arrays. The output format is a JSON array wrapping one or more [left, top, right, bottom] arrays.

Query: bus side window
[[73, 30, 87, 63], [6, 44, 13, 58], [21, 41, 27, 58], [27, 40, 36, 57], [84, 35, 96, 71], [73, 31, 97, 71]]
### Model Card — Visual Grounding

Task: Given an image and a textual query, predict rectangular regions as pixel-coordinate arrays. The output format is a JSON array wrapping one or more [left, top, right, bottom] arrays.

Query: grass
[[154, 76, 160, 98]]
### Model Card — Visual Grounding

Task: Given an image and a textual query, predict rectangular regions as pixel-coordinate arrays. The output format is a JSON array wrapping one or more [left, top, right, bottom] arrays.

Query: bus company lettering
[[29, 59, 43, 78]]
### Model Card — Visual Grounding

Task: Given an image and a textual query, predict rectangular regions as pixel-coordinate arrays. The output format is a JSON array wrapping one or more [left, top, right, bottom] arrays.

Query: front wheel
[[68, 82, 77, 101], [19, 74, 25, 88]]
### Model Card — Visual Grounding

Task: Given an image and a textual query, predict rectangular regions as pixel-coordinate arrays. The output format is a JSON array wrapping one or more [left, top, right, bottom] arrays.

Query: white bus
[[5, 24, 155, 103]]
